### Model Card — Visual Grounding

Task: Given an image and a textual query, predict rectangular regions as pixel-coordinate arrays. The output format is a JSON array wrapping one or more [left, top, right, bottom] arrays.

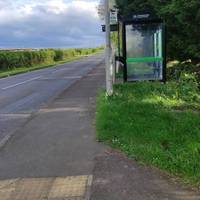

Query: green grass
[[96, 82, 200, 187], [0, 55, 83, 78]]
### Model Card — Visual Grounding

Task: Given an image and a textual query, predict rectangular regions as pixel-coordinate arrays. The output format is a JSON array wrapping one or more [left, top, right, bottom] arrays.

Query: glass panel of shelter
[[125, 23, 163, 81]]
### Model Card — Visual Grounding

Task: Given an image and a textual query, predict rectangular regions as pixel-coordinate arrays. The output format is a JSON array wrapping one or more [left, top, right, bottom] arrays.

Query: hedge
[[0, 48, 103, 71]]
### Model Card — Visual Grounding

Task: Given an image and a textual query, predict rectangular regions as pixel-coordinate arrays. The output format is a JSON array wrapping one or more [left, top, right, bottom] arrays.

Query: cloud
[[0, 0, 104, 48]]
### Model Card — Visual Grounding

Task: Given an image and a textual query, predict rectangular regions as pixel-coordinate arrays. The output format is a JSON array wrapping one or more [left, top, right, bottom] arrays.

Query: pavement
[[91, 150, 200, 200], [0, 55, 199, 199]]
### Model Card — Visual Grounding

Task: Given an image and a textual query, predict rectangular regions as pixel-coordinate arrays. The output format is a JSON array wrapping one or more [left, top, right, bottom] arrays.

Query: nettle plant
[[177, 73, 200, 102]]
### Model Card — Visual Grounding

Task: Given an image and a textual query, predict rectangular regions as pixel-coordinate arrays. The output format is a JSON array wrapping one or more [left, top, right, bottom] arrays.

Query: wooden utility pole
[[104, 0, 113, 95]]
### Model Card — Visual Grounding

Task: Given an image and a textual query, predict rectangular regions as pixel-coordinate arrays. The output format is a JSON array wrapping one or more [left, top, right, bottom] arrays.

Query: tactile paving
[[0, 175, 92, 200]]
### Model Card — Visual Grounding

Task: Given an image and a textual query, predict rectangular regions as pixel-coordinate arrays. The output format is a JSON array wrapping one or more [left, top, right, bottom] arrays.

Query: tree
[[160, 0, 200, 63], [116, 0, 200, 64]]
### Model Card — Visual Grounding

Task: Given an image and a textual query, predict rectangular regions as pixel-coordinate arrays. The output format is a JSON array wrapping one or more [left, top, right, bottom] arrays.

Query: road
[[0, 53, 199, 200], [0, 55, 106, 200], [0, 54, 104, 146]]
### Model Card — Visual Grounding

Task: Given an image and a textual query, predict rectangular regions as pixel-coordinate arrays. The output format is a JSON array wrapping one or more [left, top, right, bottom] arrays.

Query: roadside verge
[[96, 82, 200, 188]]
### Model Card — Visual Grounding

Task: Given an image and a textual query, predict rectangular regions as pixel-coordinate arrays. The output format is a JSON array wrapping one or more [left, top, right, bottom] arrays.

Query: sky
[[0, 0, 104, 49]]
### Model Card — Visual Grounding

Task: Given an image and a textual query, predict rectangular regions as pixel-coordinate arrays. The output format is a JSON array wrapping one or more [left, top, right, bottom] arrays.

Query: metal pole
[[105, 0, 113, 95]]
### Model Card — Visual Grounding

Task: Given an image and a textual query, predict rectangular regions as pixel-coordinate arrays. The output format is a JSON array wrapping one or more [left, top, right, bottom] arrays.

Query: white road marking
[[0, 113, 31, 119], [54, 68, 72, 72], [1, 76, 42, 90], [64, 76, 82, 79], [0, 134, 11, 149], [50, 69, 69, 74]]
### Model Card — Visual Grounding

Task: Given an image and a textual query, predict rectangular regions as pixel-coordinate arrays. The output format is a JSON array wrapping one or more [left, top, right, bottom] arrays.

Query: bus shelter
[[117, 15, 166, 82]]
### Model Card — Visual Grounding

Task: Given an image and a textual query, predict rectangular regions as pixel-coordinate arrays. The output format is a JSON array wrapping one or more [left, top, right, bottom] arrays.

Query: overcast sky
[[0, 0, 104, 48]]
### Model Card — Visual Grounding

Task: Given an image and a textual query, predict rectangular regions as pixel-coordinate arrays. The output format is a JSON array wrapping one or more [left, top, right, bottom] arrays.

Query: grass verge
[[96, 82, 200, 187], [0, 56, 84, 78]]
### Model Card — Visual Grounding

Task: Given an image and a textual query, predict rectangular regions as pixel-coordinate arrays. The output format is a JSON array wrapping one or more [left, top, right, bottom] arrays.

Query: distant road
[[0, 54, 104, 145]]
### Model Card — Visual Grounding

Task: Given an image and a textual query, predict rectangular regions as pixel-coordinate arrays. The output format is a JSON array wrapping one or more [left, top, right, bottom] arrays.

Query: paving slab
[[0, 175, 92, 200], [90, 150, 200, 200]]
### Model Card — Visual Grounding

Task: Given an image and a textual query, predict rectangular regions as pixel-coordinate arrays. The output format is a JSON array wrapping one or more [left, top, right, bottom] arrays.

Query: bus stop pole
[[104, 0, 113, 95]]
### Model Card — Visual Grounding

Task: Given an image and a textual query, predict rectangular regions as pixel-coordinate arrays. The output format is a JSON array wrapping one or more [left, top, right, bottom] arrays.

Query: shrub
[[166, 61, 200, 88], [54, 50, 64, 61], [176, 73, 200, 103]]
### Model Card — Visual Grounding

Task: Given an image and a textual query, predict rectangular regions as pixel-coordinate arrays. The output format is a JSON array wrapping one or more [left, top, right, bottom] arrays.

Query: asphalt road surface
[[0, 54, 199, 200], [0, 54, 104, 146]]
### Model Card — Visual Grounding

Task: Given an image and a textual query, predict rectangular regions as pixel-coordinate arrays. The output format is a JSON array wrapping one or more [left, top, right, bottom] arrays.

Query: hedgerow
[[0, 48, 103, 71]]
